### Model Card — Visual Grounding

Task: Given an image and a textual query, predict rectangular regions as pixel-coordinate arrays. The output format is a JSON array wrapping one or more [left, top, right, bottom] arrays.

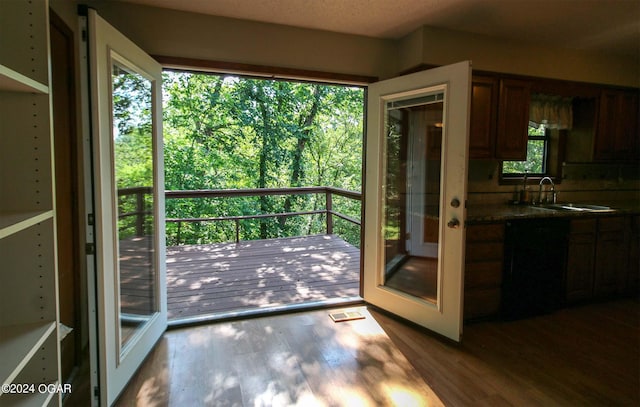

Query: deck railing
[[117, 186, 153, 237], [165, 187, 361, 245], [118, 186, 362, 245]]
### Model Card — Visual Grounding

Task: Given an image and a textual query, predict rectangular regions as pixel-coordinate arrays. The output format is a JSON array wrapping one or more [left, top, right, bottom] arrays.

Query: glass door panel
[[111, 63, 157, 352], [383, 92, 444, 303]]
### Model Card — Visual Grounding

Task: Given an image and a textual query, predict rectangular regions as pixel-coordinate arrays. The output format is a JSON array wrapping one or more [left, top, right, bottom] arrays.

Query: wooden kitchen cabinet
[[464, 222, 504, 320], [627, 216, 640, 294], [594, 89, 640, 161], [567, 216, 630, 301], [593, 217, 628, 297], [566, 218, 597, 303], [469, 75, 498, 158], [495, 79, 531, 160]]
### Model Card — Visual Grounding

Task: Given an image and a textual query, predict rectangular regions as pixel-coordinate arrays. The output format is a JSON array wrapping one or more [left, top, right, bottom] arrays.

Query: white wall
[[51, 0, 639, 87], [399, 26, 639, 87]]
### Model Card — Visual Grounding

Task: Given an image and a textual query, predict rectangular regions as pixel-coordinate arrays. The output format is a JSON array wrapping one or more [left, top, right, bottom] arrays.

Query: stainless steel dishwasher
[[502, 217, 570, 320]]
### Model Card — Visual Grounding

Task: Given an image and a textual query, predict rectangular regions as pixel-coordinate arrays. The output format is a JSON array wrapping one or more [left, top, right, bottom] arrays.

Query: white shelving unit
[[0, 1, 61, 406]]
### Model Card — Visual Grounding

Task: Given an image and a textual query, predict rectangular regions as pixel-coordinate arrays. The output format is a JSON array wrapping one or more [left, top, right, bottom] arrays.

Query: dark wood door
[[51, 11, 81, 384]]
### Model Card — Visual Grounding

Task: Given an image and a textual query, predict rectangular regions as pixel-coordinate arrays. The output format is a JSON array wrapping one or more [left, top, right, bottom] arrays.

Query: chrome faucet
[[538, 177, 556, 204]]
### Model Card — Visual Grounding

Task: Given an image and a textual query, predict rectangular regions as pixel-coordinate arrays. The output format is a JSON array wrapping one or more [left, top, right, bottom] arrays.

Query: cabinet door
[[594, 91, 618, 161], [469, 76, 498, 158], [464, 222, 504, 320], [594, 217, 627, 297], [627, 216, 640, 294], [594, 90, 639, 161], [566, 218, 596, 303], [618, 91, 639, 161], [495, 79, 531, 160]]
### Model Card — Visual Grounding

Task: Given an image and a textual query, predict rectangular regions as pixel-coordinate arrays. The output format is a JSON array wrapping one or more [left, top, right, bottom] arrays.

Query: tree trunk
[[256, 85, 271, 239], [280, 85, 323, 229]]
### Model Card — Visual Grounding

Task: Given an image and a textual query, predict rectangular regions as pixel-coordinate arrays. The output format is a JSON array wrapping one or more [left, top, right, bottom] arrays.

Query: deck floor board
[[166, 234, 361, 320]]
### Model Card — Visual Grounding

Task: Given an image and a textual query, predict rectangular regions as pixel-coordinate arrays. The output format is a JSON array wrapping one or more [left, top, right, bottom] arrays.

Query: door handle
[[447, 218, 460, 229]]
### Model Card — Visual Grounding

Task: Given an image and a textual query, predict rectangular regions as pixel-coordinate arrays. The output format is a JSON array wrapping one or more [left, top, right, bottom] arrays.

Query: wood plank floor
[[166, 235, 361, 320], [114, 298, 639, 406], [114, 305, 443, 406], [373, 298, 640, 406]]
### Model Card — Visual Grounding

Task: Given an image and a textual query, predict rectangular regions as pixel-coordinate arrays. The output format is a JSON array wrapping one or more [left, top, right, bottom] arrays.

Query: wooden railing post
[[326, 189, 333, 235], [176, 221, 182, 245], [235, 219, 240, 243], [136, 189, 145, 237]]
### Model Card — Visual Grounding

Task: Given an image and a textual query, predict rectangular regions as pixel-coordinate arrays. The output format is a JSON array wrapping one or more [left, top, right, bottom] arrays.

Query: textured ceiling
[[119, 0, 640, 57]]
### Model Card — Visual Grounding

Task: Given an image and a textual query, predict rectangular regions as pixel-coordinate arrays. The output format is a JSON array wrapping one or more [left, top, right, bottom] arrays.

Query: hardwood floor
[[114, 306, 442, 406], [113, 298, 639, 406], [373, 298, 640, 406]]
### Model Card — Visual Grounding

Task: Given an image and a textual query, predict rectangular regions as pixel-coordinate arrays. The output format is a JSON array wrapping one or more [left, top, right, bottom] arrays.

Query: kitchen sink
[[538, 203, 615, 212]]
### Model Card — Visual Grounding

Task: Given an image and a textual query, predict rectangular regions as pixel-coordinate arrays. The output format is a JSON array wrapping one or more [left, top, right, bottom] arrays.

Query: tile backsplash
[[467, 160, 640, 205]]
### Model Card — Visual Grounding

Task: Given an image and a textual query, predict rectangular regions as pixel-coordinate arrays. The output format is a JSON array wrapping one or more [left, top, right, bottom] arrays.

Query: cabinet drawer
[[466, 223, 504, 242], [598, 216, 625, 232], [465, 261, 502, 288], [569, 232, 596, 244], [570, 218, 597, 234], [466, 242, 503, 261]]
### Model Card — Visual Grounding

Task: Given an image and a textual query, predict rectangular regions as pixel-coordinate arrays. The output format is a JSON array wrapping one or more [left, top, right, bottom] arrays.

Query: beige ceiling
[[119, 0, 639, 57]]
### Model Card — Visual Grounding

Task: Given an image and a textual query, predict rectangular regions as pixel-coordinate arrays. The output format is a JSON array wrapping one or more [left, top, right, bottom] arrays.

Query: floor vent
[[329, 310, 365, 322]]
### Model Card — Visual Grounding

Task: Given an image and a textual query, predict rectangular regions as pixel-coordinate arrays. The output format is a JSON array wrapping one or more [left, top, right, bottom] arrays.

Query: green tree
[[159, 71, 364, 244]]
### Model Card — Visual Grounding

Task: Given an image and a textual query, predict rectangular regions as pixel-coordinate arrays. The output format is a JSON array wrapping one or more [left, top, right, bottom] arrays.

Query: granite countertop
[[466, 201, 640, 224]]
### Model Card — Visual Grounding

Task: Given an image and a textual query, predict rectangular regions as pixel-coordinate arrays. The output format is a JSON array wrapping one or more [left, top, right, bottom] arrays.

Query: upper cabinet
[[468, 71, 639, 163], [468, 76, 532, 160], [495, 79, 531, 160], [469, 76, 498, 158], [594, 89, 640, 161]]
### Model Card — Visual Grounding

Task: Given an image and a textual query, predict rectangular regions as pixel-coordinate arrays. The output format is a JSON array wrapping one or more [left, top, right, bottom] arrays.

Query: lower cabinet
[[465, 215, 638, 321], [593, 217, 628, 297], [566, 218, 597, 302], [628, 216, 640, 294], [566, 216, 634, 304], [464, 222, 504, 320]]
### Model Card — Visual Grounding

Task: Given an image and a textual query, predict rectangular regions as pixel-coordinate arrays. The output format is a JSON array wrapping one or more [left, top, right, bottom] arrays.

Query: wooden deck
[[166, 234, 361, 320]]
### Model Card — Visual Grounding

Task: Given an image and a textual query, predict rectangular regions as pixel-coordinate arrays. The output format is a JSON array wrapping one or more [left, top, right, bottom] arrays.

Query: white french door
[[363, 61, 471, 342], [83, 9, 166, 406]]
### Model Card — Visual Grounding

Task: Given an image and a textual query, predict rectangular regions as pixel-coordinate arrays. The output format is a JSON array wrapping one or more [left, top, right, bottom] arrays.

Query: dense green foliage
[[160, 72, 364, 246]]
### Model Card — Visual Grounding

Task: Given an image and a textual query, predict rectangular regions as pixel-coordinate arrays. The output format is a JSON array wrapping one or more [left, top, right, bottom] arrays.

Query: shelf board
[[0, 210, 54, 240], [0, 385, 57, 405], [0, 64, 48, 94], [0, 321, 56, 387]]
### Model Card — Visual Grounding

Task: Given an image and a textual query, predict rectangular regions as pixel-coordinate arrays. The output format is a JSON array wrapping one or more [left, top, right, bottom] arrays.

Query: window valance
[[529, 93, 573, 130]]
